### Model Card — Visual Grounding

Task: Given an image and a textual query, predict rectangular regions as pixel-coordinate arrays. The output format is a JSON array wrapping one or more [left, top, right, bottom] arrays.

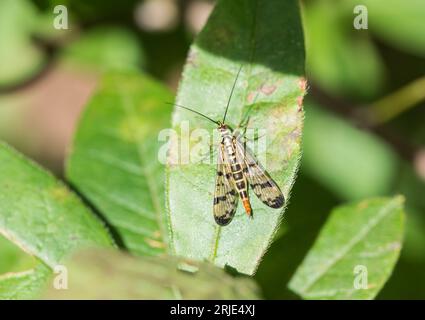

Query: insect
[[174, 66, 285, 226]]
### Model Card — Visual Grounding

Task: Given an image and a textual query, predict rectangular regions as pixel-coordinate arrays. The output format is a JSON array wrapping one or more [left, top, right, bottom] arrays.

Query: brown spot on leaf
[[297, 96, 304, 110], [260, 84, 277, 96], [299, 77, 308, 92], [247, 91, 257, 104]]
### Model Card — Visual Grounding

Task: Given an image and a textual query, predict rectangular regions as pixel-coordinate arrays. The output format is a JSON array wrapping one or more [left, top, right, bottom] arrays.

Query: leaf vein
[[299, 199, 400, 294]]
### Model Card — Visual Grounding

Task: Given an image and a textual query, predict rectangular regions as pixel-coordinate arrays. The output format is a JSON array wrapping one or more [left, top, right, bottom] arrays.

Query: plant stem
[[369, 76, 425, 124]]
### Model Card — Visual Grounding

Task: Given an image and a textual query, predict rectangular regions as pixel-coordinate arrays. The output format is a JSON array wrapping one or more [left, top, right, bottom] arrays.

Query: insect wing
[[213, 145, 238, 225], [234, 138, 285, 209]]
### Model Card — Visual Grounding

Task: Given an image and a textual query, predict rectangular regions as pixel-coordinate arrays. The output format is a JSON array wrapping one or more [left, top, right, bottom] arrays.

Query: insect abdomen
[[222, 133, 252, 216]]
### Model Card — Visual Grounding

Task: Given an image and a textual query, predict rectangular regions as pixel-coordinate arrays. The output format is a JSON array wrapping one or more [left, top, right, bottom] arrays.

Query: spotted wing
[[213, 145, 238, 226], [235, 138, 285, 209]]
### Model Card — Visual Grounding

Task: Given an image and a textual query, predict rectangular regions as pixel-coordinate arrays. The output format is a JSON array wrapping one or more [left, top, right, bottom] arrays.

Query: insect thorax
[[219, 129, 233, 147], [217, 123, 231, 137]]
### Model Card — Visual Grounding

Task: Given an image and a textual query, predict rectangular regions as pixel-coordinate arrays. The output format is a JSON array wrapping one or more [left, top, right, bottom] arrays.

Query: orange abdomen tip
[[242, 199, 252, 217]]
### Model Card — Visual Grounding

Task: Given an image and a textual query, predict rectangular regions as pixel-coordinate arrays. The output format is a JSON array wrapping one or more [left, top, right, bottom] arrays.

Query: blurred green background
[[0, 0, 424, 299]]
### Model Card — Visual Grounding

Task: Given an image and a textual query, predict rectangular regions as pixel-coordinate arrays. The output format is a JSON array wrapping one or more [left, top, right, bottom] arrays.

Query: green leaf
[[303, 102, 399, 201], [379, 165, 425, 299], [0, 234, 37, 274], [0, 234, 50, 299], [255, 173, 339, 299], [378, 208, 425, 299], [44, 249, 260, 299], [167, 0, 306, 274], [0, 263, 51, 300], [67, 72, 173, 256], [357, 0, 425, 58], [302, 0, 385, 99], [0, 0, 45, 87], [289, 196, 405, 300], [0, 142, 114, 298], [61, 26, 145, 72]]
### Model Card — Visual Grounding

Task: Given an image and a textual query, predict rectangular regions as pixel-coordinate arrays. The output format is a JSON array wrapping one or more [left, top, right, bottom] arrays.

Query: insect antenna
[[222, 64, 243, 123], [166, 102, 219, 125]]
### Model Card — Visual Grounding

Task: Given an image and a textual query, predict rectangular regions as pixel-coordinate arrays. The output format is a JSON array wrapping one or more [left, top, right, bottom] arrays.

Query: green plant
[[0, 0, 407, 299]]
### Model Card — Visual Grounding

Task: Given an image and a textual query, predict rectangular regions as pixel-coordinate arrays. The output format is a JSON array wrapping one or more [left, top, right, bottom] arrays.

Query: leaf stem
[[369, 76, 425, 124]]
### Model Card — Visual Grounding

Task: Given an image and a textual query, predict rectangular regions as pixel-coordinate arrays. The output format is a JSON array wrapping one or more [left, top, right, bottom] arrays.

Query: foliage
[[0, 143, 113, 298], [289, 196, 405, 299], [44, 249, 260, 299], [0, 0, 423, 299], [67, 72, 173, 257], [167, 0, 305, 275]]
